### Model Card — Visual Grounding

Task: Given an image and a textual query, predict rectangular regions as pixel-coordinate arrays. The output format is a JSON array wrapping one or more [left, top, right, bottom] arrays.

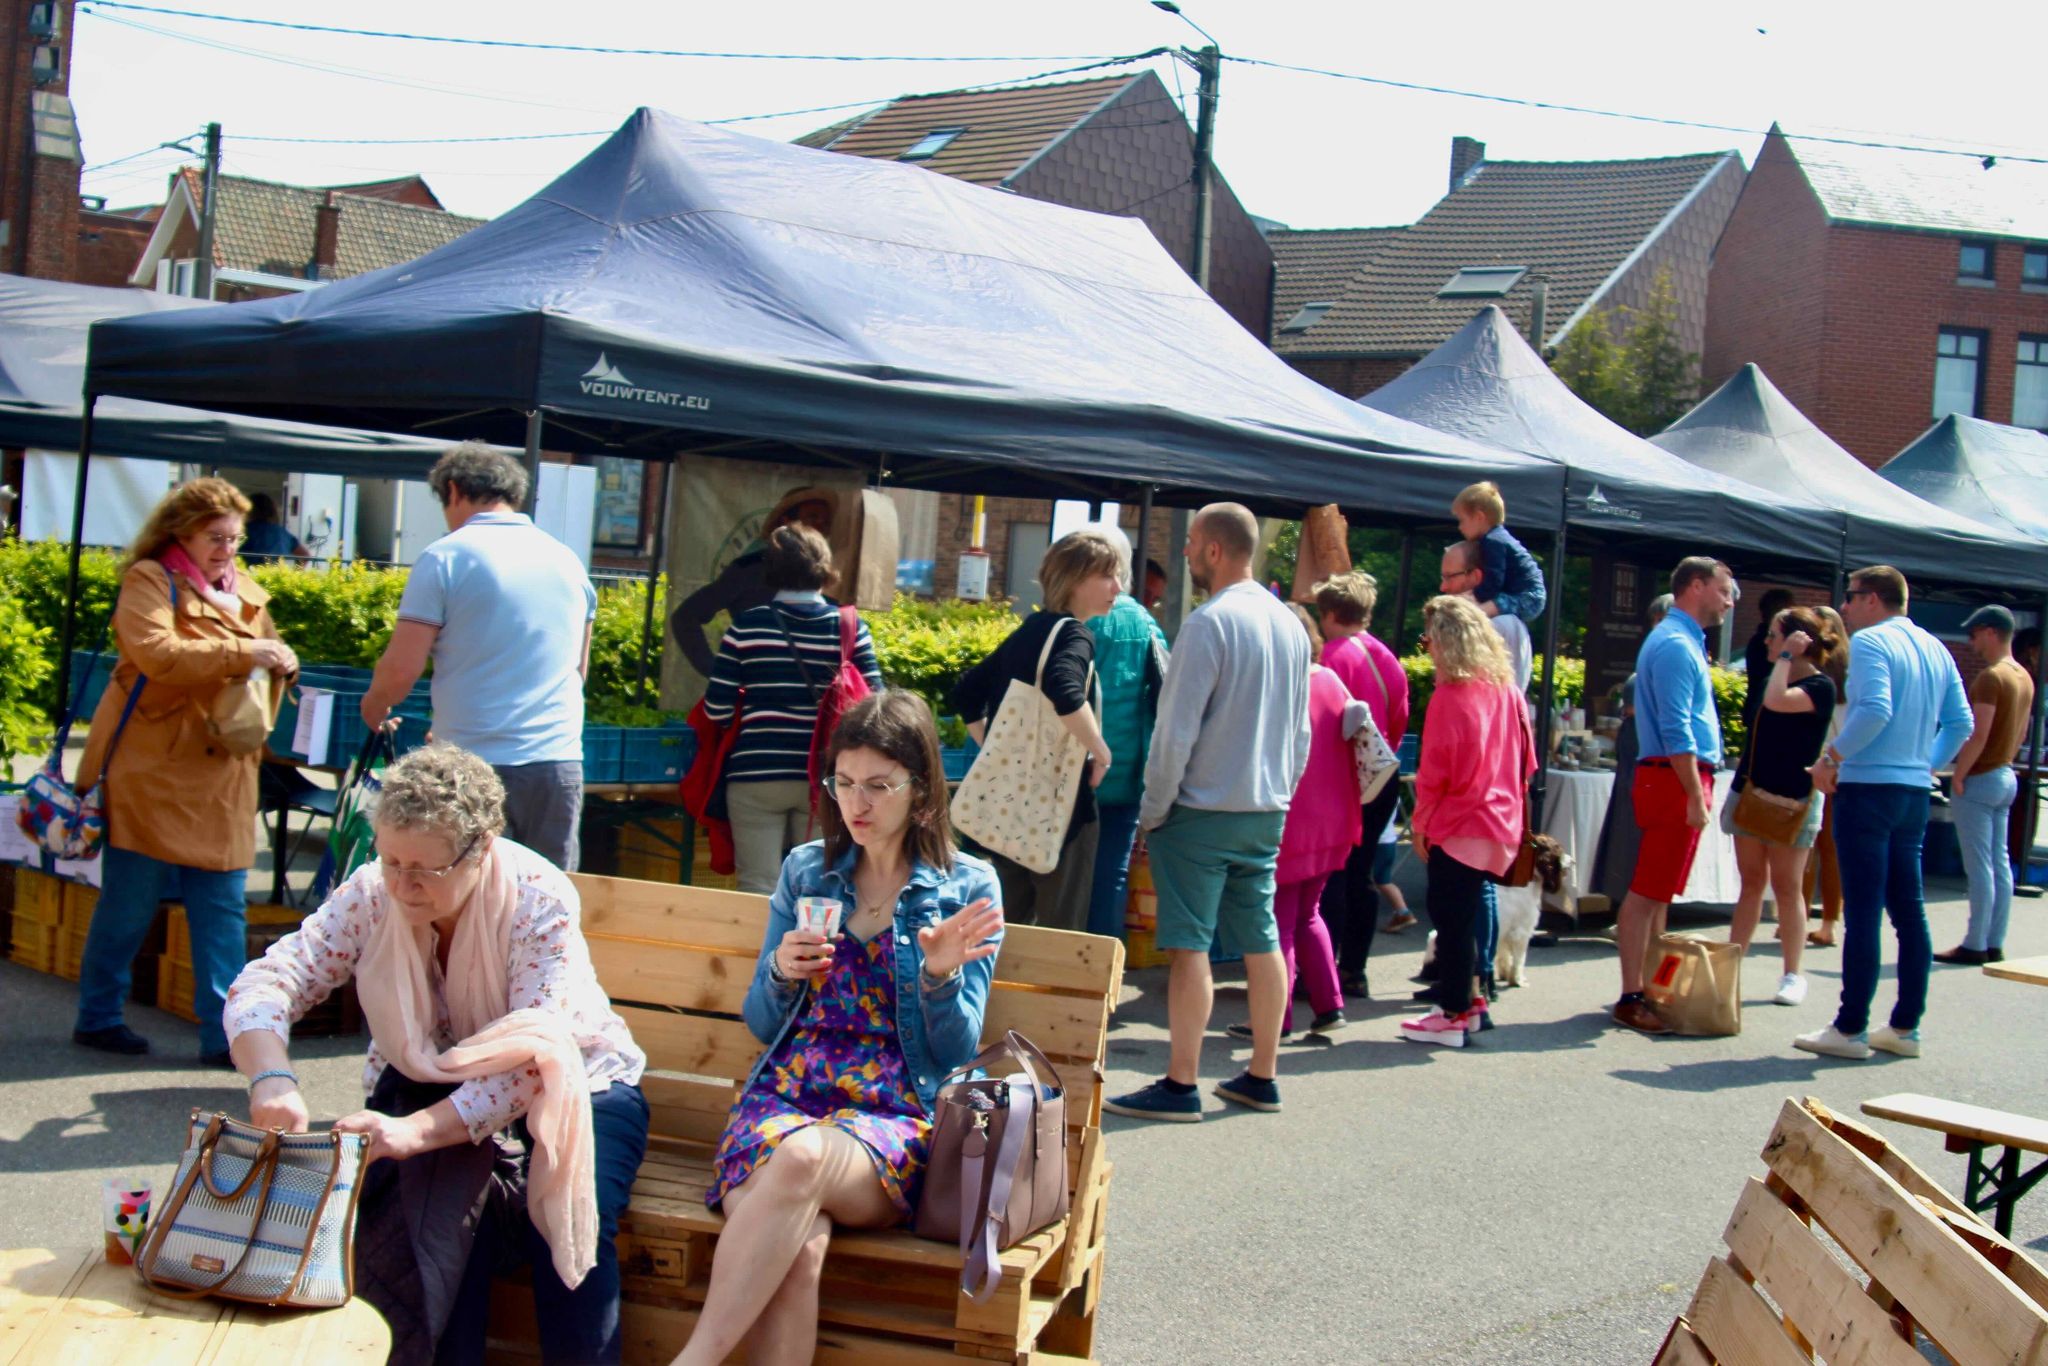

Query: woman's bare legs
[[742, 1211, 831, 1366], [1729, 834, 1770, 950], [1767, 845, 1810, 976], [672, 1127, 899, 1366]]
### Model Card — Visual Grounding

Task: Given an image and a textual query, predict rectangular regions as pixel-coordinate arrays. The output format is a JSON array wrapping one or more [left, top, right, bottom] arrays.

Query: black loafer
[[73, 1025, 150, 1056], [1932, 945, 1991, 966]]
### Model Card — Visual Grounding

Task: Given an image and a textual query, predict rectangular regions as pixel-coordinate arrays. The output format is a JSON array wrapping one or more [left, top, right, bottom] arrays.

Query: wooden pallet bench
[[489, 872, 1123, 1365], [1861, 1091, 2048, 1238], [1655, 1096, 2048, 1365]]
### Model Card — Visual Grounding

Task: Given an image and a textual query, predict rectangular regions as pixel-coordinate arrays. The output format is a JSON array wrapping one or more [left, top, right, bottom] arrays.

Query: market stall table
[[0, 1246, 390, 1362], [1538, 767, 1742, 913]]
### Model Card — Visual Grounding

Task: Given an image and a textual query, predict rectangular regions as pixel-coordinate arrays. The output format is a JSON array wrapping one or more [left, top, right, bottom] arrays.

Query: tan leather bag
[[1642, 933, 1743, 1036], [1731, 699, 1813, 844], [207, 666, 274, 756], [914, 1031, 1068, 1301]]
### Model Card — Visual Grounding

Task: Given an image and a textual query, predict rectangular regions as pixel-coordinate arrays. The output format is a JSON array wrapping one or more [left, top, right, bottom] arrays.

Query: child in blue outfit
[[1454, 480, 1546, 624]]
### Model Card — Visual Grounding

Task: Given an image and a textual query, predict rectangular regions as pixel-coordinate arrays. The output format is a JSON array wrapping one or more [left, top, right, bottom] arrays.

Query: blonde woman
[[949, 528, 1121, 929], [72, 478, 298, 1064], [1402, 596, 1533, 1048]]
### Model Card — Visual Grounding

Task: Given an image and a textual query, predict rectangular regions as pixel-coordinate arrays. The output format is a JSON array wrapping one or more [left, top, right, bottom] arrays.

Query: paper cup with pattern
[[795, 896, 844, 939], [102, 1178, 151, 1264]]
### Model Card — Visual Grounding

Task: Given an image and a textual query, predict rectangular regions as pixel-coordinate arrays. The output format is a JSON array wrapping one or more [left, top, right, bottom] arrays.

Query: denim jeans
[[1831, 782, 1932, 1037], [1953, 764, 2018, 951], [1085, 802, 1144, 939], [75, 846, 246, 1056], [1473, 879, 1499, 996]]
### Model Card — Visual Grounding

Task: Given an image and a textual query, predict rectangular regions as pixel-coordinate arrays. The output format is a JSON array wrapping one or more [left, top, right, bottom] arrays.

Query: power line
[[229, 129, 611, 146], [1224, 54, 2048, 166], [82, 134, 203, 172], [75, 2, 1119, 63]]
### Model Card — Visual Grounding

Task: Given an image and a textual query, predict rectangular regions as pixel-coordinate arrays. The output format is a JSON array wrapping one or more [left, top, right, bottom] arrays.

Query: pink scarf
[[159, 544, 243, 617], [352, 839, 598, 1288]]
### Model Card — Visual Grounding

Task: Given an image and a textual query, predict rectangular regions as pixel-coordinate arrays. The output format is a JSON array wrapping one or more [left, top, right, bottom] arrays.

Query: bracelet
[[767, 952, 791, 986], [921, 966, 961, 990], [249, 1068, 298, 1090]]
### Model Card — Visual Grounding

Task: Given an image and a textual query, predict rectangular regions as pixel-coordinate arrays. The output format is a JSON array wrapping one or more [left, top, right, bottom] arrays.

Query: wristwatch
[[1777, 650, 1795, 661]]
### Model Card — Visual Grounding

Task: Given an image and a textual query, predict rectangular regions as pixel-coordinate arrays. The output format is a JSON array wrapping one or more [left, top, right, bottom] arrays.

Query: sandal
[[1381, 912, 1418, 933], [1805, 929, 1837, 948]]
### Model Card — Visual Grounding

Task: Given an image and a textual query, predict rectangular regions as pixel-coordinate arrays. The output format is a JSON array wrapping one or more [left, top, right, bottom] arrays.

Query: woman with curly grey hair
[[224, 743, 649, 1363]]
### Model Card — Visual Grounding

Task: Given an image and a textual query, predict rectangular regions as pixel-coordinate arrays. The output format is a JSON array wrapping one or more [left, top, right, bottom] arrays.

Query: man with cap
[[1935, 605, 2035, 965]]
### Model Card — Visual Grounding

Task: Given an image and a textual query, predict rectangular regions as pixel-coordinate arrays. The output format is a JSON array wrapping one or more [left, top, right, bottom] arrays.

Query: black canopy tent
[[70, 107, 1565, 706], [0, 274, 467, 477], [1880, 414, 2048, 543], [1651, 364, 2048, 593]]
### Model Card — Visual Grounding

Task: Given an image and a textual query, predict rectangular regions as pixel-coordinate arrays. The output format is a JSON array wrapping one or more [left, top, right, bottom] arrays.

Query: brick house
[[0, 0, 85, 281], [1702, 125, 2048, 465], [800, 71, 1268, 600], [1272, 137, 1745, 399]]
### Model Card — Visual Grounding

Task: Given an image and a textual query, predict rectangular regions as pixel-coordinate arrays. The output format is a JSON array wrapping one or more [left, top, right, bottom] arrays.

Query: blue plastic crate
[[619, 725, 696, 784], [1397, 734, 1420, 775], [941, 746, 973, 783], [64, 651, 117, 721], [270, 679, 430, 766], [582, 725, 625, 785]]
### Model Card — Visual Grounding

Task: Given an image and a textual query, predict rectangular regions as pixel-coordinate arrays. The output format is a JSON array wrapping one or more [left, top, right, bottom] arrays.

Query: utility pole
[[1188, 43, 1219, 292], [193, 121, 221, 299]]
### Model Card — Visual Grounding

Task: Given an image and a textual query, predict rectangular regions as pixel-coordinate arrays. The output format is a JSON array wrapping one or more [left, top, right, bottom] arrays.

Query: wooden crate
[[1123, 926, 1171, 971], [157, 957, 198, 1024], [13, 867, 66, 931], [1124, 888, 1157, 933], [8, 920, 58, 974], [53, 882, 101, 981], [1655, 1096, 2048, 1366], [160, 903, 360, 1036]]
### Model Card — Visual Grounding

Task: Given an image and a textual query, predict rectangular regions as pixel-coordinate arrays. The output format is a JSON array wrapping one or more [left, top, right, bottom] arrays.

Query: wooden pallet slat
[[1721, 1179, 1923, 1366], [1685, 1256, 1812, 1366]]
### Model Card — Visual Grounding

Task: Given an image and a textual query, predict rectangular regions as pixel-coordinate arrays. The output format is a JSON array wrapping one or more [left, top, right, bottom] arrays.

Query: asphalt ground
[[2, 870, 2042, 1364]]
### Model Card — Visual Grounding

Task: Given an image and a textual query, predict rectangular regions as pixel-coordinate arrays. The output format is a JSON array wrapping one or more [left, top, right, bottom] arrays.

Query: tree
[[1550, 267, 1698, 436]]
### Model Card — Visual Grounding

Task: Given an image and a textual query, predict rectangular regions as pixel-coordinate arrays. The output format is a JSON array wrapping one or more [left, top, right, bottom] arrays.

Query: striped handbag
[[135, 1110, 367, 1308]]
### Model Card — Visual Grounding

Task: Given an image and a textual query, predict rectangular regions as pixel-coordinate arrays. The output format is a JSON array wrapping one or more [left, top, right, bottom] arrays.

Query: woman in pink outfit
[[1232, 606, 1363, 1042], [1403, 596, 1534, 1049]]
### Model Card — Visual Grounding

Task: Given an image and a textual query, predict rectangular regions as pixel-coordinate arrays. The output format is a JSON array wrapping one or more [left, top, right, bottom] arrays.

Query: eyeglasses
[[199, 532, 247, 549], [821, 775, 916, 807], [1843, 589, 1876, 602], [380, 836, 479, 885]]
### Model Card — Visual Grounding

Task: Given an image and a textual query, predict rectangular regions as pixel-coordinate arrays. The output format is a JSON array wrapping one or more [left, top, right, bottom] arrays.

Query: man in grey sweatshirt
[[1105, 504, 1311, 1123]]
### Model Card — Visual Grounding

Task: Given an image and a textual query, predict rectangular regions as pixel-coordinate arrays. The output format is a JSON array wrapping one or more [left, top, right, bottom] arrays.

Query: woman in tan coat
[[72, 478, 297, 1064]]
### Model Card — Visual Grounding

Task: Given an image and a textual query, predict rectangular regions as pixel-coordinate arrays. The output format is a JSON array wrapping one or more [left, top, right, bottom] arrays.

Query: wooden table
[[0, 1247, 389, 1363], [1985, 953, 2048, 987]]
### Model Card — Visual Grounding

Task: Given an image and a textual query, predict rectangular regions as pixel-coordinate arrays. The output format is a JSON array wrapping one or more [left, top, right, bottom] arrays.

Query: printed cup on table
[[796, 897, 844, 939], [102, 1177, 152, 1264]]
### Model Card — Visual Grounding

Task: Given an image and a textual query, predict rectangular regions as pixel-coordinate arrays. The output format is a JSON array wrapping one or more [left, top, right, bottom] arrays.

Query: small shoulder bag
[[1732, 690, 1813, 844]]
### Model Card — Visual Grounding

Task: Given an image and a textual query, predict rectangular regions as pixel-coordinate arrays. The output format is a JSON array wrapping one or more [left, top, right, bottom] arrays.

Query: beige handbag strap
[[1032, 616, 1099, 719]]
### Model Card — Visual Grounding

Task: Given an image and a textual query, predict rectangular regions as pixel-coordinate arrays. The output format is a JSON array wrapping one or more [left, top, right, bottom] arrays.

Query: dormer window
[[900, 128, 965, 161], [1279, 301, 1334, 334], [1437, 265, 1527, 298]]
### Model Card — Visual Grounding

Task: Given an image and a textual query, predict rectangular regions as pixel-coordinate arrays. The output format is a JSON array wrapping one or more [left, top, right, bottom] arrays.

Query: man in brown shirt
[[1937, 605, 2035, 964]]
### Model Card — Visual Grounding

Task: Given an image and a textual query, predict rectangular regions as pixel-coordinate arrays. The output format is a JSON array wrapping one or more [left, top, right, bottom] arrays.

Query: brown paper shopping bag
[[1642, 933, 1743, 1036]]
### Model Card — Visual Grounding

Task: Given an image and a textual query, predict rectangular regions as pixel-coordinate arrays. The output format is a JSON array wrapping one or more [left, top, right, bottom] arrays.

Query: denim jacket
[[741, 840, 1004, 1114]]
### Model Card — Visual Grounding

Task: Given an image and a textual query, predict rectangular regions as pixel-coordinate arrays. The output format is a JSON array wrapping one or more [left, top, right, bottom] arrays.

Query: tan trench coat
[[76, 560, 289, 871]]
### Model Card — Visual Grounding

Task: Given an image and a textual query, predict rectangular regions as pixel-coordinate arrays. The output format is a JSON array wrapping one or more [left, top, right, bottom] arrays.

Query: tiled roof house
[[799, 71, 1274, 340], [1273, 138, 1745, 400], [124, 168, 482, 301], [1703, 125, 2048, 463]]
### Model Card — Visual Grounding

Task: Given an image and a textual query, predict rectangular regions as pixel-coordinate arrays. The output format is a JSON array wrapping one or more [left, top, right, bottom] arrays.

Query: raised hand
[[916, 898, 1003, 979]]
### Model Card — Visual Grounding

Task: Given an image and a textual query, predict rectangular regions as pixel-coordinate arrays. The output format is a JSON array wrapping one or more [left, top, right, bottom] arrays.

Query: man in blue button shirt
[[1794, 565, 1971, 1061], [1614, 557, 1734, 1034]]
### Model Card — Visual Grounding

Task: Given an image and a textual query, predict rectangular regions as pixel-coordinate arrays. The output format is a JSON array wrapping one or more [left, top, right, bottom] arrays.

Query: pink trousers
[[1276, 874, 1343, 1026]]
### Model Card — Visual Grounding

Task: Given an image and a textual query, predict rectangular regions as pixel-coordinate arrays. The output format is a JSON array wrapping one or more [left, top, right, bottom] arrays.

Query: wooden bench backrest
[[570, 873, 1124, 1157]]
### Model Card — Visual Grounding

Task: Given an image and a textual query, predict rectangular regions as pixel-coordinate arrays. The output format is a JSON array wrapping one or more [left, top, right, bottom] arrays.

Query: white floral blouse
[[225, 842, 647, 1143]]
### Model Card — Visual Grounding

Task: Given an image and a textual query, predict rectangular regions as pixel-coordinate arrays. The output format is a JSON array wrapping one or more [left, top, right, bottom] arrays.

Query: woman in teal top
[[1082, 528, 1168, 939]]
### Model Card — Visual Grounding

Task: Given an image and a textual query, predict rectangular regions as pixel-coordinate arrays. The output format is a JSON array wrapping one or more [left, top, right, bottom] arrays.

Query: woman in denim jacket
[[674, 691, 1004, 1365]]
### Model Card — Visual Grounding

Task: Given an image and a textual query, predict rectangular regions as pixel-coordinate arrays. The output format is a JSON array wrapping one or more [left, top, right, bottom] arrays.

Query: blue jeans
[[1085, 802, 1143, 940], [1473, 879, 1498, 995], [1831, 783, 1932, 1037], [75, 846, 246, 1056], [1953, 765, 2018, 951]]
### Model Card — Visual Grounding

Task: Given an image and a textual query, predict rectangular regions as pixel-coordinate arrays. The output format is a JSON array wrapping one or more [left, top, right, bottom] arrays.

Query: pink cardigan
[[1277, 665, 1364, 884], [1413, 677, 1533, 860], [1322, 631, 1409, 744]]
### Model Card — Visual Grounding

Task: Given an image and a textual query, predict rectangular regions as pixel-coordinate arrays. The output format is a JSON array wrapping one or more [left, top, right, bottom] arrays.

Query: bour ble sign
[[579, 353, 712, 412]]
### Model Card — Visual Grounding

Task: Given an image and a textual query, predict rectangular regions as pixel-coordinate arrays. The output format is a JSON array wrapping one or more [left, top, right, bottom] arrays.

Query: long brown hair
[[1776, 606, 1846, 683], [818, 691, 955, 872], [123, 477, 251, 573]]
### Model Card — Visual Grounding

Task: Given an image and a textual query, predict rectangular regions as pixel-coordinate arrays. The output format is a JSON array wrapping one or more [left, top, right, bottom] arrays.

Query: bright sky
[[74, 0, 2048, 231]]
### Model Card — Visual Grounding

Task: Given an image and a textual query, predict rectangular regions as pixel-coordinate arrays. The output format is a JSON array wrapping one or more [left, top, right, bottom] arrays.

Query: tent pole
[[1134, 484, 1153, 593], [1388, 528, 1415, 655], [636, 460, 673, 706], [1531, 505, 1570, 830], [54, 395, 97, 720], [520, 409, 542, 515], [2023, 592, 2048, 893]]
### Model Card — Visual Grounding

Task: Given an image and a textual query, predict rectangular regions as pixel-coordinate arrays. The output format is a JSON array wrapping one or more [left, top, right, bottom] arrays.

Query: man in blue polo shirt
[[1795, 565, 1971, 1061], [1614, 556, 1734, 1034], [363, 443, 598, 869]]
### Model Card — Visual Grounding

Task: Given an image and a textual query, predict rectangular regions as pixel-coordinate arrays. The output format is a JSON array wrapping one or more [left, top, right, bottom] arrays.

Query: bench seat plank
[[1862, 1093, 2048, 1154]]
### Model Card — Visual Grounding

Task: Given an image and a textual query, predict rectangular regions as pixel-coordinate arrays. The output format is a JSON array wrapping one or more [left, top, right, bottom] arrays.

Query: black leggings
[[1426, 846, 1488, 1015], [1326, 782, 1404, 978]]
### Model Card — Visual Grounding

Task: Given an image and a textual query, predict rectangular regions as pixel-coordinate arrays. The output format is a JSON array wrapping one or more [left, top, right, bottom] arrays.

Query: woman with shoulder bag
[[676, 692, 1004, 1365], [948, 528, 1121, 929], [700, 523, 884, 895], [71, 478, 298, 1065], [1724, 606, 1842, 1005], [1081, 524, 1168, 940]]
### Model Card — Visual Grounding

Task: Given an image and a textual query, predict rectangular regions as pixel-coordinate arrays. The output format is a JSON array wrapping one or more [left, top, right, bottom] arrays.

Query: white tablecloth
[[1538, 766, 1742, 908]]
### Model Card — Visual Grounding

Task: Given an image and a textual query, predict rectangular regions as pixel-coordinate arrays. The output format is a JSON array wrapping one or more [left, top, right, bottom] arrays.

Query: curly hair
[[428, 441, 528, 510], [123, 477, 251, 573], [372, 743, 507, 855], [1423, 594, 1512, 687]]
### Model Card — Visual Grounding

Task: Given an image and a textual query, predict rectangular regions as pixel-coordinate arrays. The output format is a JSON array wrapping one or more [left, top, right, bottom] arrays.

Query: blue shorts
[[1144, 805, 1286, 955], [1372, 842, 1400, 885]]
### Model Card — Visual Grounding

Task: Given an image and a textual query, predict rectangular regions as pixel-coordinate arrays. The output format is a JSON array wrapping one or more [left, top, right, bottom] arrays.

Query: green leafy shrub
[[861, 595, 1018, 712], [248, 559, 410, 669], [1713, 666, 1748, 759], [1398, 652, 1586, 737], [585, 575, 673, 724], [0, 539, 120, 718], [0, 585, 53, 756]]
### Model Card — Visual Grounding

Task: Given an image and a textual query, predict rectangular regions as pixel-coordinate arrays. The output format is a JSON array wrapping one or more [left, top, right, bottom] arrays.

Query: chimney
[[309, 190, 340, 280], [1449, 136, 1486, 192]]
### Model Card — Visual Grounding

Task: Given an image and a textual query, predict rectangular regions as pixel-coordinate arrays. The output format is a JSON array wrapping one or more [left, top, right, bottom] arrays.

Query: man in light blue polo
[[1613, 556, 1733, 1035], [1796, 565, 1971, 1061], [363, 443, 597, 869]]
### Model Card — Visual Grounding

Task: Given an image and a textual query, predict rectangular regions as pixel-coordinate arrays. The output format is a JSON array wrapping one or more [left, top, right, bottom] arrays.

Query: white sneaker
[[1869, 1025, 1921, 1058], [1773, 973, 1808, 1006], [1793, 1025, 1871, 1059]]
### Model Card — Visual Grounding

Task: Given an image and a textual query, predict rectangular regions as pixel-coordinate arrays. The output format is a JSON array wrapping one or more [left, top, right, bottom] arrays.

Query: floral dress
[[706, 928, 931, 1219]]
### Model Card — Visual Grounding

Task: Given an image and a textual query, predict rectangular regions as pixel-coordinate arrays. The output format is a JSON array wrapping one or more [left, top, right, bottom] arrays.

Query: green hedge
[[1397, 652, 1585, 735]]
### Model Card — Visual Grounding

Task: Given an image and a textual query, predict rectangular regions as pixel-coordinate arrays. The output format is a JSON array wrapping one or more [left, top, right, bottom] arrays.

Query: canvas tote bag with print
[[1642, 933, 1743, 1036], [952, 619, 1097, 875]]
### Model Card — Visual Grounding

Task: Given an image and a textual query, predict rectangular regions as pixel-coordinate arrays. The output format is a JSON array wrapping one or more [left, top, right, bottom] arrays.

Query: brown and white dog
[[1417, 834, 1572, 989]]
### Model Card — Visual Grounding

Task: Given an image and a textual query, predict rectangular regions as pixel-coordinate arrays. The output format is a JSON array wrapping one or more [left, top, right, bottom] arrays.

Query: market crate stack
[[1123, 846, 1170, 970], [159, 903, 360, 1035], [6, 866, 65, 976]]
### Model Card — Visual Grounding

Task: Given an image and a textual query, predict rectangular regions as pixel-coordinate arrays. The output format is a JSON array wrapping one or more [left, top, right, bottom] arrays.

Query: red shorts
[[1629, 763, 1716, 903]]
